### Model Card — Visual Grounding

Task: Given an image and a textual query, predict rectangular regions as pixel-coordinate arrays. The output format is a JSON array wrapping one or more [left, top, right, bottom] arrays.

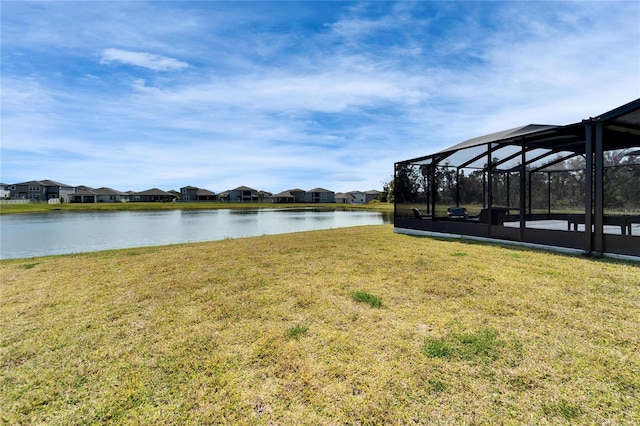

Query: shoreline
[[0, 201, 394, 215]]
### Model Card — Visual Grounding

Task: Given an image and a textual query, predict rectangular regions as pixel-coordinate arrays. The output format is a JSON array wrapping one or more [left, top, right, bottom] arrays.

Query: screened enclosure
[[394, 98, 640, 258]]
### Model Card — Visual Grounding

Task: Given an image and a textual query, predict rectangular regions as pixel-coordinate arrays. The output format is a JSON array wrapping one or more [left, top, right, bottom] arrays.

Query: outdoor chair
[[447, 206, 467, 219], [412, 208, 427, 220], [468, 208, 507, 225]]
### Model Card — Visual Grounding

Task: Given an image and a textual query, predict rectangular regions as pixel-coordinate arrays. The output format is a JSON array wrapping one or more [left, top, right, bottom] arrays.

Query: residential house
[[8, 180, 74, 202], [225, 186, 259, 202], [180, 186, 198, 201], [365, 190, 382, 203], [0, 183, 10, 199], [349, 191, 367, 204], [196, 188, 216, 201], [258, 190, 273, 202], [336, 190, 382, 204], [95, 187, 129, 203], [305, 188, 335, 203], [180, 186, 216, 201], [130, 188, 176, 202], [271, 190, 296, 203], [286, 188, 306, 203], [69, 186, 130, 203], [335, 192, 356, 204]]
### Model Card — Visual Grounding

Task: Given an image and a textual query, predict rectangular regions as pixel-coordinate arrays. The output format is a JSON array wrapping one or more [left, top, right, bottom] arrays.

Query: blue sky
[[2, 1, 639, 193]]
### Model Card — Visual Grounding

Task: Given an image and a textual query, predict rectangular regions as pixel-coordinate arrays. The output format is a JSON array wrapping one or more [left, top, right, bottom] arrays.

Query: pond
[[0, 208, 392, 259]]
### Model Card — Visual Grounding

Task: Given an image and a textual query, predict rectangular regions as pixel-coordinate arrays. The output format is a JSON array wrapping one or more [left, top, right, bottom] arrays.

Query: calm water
[[0, 208, 391, 259]]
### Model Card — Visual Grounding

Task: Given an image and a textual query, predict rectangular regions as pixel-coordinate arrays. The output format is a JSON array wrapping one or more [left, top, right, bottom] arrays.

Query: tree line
[[391, 149, 640, 213]]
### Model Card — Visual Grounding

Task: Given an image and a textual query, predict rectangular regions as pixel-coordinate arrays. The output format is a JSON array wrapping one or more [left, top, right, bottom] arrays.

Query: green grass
[[542, 399, 583, 421], [351, 291, 383, 308], [423, 328, 505, 363], [1, 225, 639, 424], [286, 325, 309, 340]]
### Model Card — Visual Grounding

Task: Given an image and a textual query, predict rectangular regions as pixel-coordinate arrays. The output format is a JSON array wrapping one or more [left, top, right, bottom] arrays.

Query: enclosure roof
[[398, 98, 640, 166], [441, 124, 559, 153], [595, 97, 640, 125]]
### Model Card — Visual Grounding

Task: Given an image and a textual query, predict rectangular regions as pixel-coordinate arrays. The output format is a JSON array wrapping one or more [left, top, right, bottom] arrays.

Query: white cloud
[[99, 48, 190, 71], [1, 1, 638, 193]]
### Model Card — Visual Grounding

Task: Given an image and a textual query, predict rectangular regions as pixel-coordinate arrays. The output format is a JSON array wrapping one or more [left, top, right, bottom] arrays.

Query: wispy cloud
[[99, 48, 190, 71], [1, 1, 638, 192]]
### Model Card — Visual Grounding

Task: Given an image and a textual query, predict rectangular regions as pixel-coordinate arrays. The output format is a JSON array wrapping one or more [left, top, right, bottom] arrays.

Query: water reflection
[[1, 208, 390, 259]]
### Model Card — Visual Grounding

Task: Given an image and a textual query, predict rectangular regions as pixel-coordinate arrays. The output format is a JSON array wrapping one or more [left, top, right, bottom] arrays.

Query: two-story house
[[0, 183, 10, 199], [9, 180, 75, 202], [305, 188, 335, 203], [180, 186, 217, 201], [224, 186, 259, 202]]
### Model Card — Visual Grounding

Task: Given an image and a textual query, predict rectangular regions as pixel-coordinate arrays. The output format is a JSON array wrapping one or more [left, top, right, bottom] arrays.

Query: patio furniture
[[467, 208, 508, 225], [568, 214, 634, 235], [447, 206, 468, 219], [567, 214, 585, 231], [412, 208, 428, 220]]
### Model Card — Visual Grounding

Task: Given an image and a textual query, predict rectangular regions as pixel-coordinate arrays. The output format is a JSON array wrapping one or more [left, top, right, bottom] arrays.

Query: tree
[[381, 177, 394, 202], [394, 164, 421, 203]]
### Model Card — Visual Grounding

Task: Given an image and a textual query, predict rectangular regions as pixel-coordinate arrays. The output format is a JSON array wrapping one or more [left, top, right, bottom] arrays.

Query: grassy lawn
[[1, 225, 639, 424]]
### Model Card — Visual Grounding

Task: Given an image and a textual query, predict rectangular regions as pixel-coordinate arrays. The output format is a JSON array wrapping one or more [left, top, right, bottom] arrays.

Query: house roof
[[233, 186, 256, 191], [273, 191, 295, 198], [308, 187, 333, 193], [135, 188, 173, 196], [72, 187, 127, 196], [13, 179, 73, 187], [96, 187, 128, 195], [72, 188, 98, 196], [196, 189, 216, 196], [335, 192, 355, 199]]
